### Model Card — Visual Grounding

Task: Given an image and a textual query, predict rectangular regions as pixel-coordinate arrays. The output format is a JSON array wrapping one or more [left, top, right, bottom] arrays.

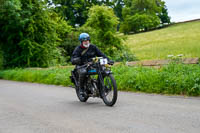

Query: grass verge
[[0, 64, 200, 96]]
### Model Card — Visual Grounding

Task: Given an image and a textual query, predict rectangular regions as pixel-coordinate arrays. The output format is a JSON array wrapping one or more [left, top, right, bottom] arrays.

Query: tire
[[101, 74, 118, 106], [76, 86, 89, 102]]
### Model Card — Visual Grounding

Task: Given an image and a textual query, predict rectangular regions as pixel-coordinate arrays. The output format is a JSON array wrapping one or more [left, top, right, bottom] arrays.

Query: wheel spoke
[[104, 76, 114, 102], [101, 74, 117, 106]]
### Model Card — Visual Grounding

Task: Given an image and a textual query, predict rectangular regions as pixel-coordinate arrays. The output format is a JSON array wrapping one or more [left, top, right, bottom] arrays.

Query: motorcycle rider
[[71, 33, 110, 96]]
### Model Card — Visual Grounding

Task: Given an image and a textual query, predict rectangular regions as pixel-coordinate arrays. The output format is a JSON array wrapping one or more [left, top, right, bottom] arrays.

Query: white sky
[[164, 0, 200, 22]]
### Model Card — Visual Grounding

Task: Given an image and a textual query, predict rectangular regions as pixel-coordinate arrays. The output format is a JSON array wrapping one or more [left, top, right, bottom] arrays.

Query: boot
[[79, 75, 87, 96], [79, 87, 84, 96]]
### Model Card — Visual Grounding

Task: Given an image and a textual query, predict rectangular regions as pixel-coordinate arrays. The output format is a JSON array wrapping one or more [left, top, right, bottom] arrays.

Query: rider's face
[[82, 40, 90, 48], [82, 40, 89, 45]]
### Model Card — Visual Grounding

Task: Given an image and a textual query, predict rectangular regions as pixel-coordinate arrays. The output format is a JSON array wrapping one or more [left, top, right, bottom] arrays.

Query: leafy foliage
[[159, 5, 171, 24], [84, 5, 121, 57], [0, 0, 72, 68], [51, 0, 114, 27], [0, 0, 171, 67], [112, 45, 138, 62], [79, 5, 136, 61], [0, 0, 23, 67], [120, 13, 160, 34], [59, 31, 80, 62], [121, 0, 170, 34], [113, 0, 124, 21]]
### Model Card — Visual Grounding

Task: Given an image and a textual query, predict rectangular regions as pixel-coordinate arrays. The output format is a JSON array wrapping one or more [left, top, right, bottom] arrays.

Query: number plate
[[100, 58, 108, 65]]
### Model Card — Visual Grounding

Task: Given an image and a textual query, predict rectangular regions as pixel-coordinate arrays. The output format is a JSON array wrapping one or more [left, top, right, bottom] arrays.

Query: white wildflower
[[167, 55, 174, 58], [177, 54, 183, 57]]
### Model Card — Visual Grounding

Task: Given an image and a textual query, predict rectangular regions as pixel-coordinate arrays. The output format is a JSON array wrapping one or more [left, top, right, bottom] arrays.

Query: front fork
[[97, 65, 113, 97], [97, 69, 109, 98]]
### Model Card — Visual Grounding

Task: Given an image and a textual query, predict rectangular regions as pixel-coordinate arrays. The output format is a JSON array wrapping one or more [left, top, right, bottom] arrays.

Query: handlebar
[[77, 57, 114, 69], [91, 57, 114, 65]]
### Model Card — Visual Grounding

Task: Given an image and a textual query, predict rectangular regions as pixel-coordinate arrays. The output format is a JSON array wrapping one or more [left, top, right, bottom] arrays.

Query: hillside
[[124, 20, 200, 60]]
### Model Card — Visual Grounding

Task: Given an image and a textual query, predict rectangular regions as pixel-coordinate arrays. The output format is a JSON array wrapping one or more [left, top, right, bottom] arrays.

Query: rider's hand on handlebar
[[108, 60, 114, 65]]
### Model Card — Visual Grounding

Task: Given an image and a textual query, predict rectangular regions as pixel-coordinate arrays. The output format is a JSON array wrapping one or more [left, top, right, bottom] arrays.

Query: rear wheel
[[101, 74, 117, 106]]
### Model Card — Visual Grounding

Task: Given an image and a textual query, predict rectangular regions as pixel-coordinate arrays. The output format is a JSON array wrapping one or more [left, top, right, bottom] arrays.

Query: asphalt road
[[0, 79, 200, 133]]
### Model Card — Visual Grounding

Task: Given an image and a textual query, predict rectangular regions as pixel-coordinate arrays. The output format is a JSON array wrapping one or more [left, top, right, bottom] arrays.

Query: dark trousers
[[76, 65, 87, 89]]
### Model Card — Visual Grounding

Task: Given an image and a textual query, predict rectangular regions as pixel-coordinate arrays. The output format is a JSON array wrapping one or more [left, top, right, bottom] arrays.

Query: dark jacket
[[71, 44, 109, 65]]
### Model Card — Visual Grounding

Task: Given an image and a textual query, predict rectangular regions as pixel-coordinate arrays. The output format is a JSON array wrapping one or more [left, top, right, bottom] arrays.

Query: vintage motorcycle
[[70, 57, 118, 106]]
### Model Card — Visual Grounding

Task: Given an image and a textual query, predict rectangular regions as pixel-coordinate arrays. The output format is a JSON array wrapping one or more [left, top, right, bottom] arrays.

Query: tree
[[84, 5, 121, 57], [0, 0, 24, 67], [51, 0, 115, 27], [131, 0, 162, 14], [120, 13, 160, 33], [0, 0, 72, 68], [113, 0, 124, 21], [159, 5, 171, 24], [120, 0, 170, 34], [51, 0, 87, 27]]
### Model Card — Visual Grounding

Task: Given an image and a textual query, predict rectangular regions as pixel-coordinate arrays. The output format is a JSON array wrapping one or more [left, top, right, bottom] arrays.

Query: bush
[[0, 0, 72, 68], [112, 46, 138, 62], [84, 5, 122, 57], [59, 31, 80, 63], [81, 5, 135, 61]]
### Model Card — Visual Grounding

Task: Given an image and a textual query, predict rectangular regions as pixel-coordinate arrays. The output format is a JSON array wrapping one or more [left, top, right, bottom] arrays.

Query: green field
[[124, 20, 200, 60]]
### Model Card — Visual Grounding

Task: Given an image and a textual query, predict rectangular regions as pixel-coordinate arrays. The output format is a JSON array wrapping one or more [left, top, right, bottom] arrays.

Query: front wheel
[[101, 74, 118, 106]]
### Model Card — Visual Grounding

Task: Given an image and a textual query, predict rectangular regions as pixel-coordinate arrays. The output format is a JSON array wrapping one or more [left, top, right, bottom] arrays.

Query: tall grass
[[0, 67, 74, 86], [124, 21, 200, 60], [0, 64, 200, 96], [113, 64, 200, 96]]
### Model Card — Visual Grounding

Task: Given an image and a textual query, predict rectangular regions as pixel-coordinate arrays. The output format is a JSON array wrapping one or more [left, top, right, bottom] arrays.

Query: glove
[[108, 60, 114, 65], [72, 57, 81, 65]]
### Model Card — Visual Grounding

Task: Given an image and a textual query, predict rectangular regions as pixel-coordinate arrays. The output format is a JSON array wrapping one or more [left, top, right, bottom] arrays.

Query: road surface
[[0, 79, 200, 133]]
